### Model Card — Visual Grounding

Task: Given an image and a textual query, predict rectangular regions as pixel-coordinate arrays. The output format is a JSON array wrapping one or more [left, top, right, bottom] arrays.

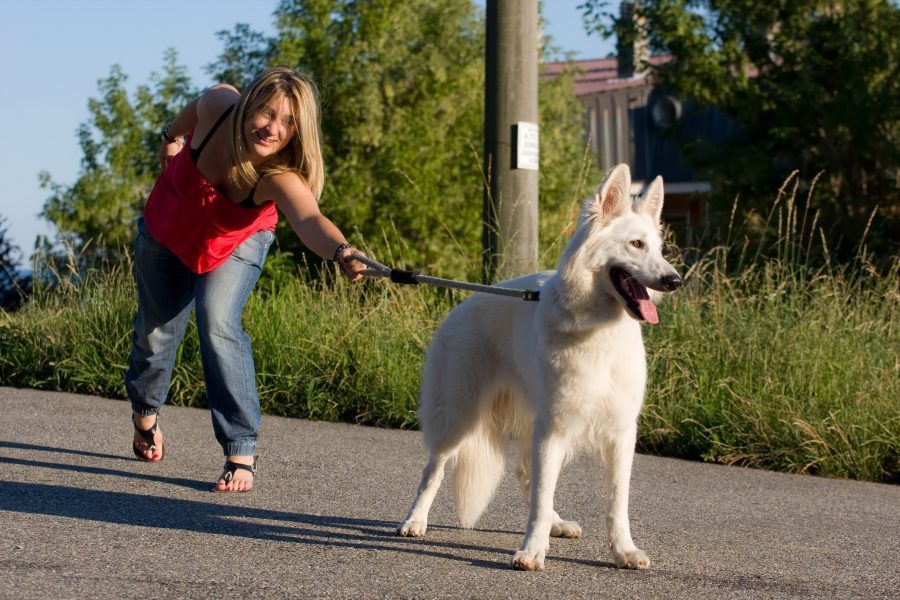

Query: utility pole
[[482, 0, 539, 283]]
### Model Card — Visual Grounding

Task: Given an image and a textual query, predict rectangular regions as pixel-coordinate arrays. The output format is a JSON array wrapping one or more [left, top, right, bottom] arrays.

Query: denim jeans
[[125, 218, 275, 457]]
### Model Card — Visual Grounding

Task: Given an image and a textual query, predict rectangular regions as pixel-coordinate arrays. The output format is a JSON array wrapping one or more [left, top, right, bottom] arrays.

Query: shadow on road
[[0, 440, 614, 571], [0, 465, 609, 571], [0, 440, 134, 462], [0, 454, 210, 491]]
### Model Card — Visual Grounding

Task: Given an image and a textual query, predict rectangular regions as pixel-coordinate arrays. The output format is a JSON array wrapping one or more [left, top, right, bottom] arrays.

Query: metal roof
[[541, 56, 671, 96]]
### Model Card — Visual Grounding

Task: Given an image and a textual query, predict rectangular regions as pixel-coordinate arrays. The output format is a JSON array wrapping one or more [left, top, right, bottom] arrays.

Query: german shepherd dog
[[397, 164, 682, 570]]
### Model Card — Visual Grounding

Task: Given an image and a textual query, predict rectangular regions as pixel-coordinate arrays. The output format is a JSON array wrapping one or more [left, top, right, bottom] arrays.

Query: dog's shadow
[[0, 444, 609, 571]]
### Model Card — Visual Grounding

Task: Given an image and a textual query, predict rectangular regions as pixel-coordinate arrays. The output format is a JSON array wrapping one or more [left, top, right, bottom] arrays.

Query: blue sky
[[0, 0, 613, 261]]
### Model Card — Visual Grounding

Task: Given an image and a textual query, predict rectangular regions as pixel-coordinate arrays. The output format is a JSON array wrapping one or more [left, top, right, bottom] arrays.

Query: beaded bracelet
[[333, 242, 353, 263]]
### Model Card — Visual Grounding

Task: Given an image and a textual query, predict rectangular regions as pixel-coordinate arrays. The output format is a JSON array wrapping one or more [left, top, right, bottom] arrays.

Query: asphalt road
[[1, 386, 898, 599]]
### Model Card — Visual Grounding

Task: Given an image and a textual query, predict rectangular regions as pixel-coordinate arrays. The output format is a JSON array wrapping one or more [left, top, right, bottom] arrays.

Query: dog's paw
[[550, 519, 582, 538], [397, 519, 428, 537], [512, 548, 546, 571], [611, 547, 650, 570]]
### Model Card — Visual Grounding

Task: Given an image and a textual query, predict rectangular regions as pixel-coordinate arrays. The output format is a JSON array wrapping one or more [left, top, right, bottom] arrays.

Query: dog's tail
[[453, 421, 505, 529]]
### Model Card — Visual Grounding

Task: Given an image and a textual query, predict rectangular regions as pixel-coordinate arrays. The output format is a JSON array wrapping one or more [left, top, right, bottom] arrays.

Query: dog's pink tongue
[[628, 279, 659, 324]]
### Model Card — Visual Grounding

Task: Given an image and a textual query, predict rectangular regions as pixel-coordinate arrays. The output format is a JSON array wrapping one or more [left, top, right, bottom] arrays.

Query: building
[[543, 55, 739, 227]]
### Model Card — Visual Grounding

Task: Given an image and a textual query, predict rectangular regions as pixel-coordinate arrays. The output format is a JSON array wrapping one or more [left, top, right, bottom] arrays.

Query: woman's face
[[244, 94, 296, 164]]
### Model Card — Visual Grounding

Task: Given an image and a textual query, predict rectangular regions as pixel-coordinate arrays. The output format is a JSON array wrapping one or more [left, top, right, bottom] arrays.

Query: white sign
[[514, 121, 539, 171]]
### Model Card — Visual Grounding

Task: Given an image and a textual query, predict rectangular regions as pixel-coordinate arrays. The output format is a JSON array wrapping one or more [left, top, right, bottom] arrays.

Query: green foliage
[[38, 50, 196, 265], [536, 65, 603, 265], [641, 176, 899, 483], [248, 268, 440, 427], [270, 0, 487, 277], [581, 0, 900, 257], [643, 261, 899, 483], [38, 1, 597, 279], [0, 214, 23, 281], [209, 23, 276, 89], [4, 175, 898, 481], [0, 259, 136, 393], [0, 253, 445, 429], [0, 214, 32, 311]]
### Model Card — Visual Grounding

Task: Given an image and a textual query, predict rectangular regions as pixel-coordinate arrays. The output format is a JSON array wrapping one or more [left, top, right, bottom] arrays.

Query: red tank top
[[143, 115, 277, 274]]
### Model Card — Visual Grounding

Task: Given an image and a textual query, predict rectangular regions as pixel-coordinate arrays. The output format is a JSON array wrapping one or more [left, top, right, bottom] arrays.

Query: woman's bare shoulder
[[197, 84, 241, 123]]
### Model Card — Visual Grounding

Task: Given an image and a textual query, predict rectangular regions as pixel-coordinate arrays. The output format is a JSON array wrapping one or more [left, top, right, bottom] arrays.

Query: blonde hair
[[226, 67, 325, 200]]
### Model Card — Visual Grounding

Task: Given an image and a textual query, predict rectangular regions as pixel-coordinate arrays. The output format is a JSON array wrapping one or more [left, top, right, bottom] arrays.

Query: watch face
[[163, 124, 179, 143]]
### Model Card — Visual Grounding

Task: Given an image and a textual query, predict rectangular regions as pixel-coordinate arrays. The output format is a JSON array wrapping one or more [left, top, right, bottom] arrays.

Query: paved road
[[1, 387, 898, 599]]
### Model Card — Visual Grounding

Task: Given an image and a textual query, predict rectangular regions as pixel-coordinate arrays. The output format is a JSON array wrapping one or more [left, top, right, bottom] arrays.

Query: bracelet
[[161, 123, 181, 144], [332, 242, 353, 263]]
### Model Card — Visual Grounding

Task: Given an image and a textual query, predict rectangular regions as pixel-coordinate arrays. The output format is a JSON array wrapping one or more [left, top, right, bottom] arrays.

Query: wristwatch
[[161, 123, 182, 144]]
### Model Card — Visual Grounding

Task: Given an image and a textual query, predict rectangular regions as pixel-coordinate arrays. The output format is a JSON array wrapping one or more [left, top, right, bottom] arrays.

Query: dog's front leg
[[601, 425, 650, 569], [515, 438, 582, 540], [512, 424, 566, 571]]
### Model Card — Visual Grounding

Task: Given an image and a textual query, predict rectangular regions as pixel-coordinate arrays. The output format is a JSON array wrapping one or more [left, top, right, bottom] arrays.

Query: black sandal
[[214, 456, 258, 492], [132, 413, 164, 462]]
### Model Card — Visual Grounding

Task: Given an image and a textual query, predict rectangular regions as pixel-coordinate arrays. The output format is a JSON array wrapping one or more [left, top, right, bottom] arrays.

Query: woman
[[125, 67, 365, 492]]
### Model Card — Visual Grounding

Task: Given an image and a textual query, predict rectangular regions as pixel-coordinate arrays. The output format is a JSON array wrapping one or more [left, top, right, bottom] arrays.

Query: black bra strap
[[191, 104, 235, 162]]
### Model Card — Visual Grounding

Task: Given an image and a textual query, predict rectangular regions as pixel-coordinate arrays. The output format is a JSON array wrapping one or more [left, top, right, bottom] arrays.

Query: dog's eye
[[630, 240, 644, 249]]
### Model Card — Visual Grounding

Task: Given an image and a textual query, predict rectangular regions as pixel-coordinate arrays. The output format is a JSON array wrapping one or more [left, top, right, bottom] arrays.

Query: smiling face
[[224, 68, 324, 198], [243, 94, 296, 165]]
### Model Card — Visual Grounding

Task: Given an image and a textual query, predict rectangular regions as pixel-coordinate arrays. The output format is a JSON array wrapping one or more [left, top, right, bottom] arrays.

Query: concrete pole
[[482, 0, 539, 283]]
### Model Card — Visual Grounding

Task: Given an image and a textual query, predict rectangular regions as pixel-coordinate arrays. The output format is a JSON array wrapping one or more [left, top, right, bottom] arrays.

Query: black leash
[[351, 254, 540, 301]]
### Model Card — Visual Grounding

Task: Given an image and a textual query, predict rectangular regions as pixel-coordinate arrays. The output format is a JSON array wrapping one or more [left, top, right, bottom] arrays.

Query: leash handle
[[349, 253, 540, 301]]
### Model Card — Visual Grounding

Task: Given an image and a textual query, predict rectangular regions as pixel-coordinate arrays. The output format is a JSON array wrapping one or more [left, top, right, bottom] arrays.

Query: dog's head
[[559, 164, 682, 324]]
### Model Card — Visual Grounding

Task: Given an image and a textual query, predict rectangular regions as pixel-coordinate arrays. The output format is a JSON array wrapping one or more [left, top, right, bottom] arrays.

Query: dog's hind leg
[[512, 424, 569, 571], [514, 438, 582, 539], [599, 425, 650, 570], [397, 449, 454, 537]]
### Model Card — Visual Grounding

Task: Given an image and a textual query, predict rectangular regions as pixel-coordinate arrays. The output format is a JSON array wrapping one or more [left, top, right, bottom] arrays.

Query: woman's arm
[[158, 84, 239, 169], [265, 172, 366, 281], [158, 97, 198, 169]]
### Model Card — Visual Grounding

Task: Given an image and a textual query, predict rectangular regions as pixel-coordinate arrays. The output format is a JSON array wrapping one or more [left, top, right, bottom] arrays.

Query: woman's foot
[[132, 412, 164, 462], [213, 456, 258, 492]]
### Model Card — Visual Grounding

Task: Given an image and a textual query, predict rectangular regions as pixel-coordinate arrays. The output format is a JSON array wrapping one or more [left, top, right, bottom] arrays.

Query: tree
[[0, 215, 32, 311], [39, 50, 196, 266], [581, 0, 900, 254], [208, 0, 598, 275], [40, 2, 598, 277]]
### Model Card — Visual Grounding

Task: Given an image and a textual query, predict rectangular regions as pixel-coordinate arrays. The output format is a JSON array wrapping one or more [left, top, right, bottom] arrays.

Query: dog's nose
[[660, 274, 683, 291]]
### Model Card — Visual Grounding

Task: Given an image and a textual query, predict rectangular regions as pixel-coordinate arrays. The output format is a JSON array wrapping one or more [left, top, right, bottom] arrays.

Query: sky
[[0, 0, 614, 262]]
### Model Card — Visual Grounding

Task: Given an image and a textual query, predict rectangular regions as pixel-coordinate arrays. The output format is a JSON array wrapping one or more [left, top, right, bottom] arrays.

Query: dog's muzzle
[[658, 274, 683, 292]]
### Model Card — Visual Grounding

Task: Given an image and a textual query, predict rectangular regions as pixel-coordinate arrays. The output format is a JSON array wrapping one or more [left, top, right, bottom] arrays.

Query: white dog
[[396, 164, 682, 571]]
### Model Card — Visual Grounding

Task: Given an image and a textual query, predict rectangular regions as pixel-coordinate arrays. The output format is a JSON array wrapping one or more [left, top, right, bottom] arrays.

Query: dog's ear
[[593, 164, 632, 222], [636, 175, 665, 223]]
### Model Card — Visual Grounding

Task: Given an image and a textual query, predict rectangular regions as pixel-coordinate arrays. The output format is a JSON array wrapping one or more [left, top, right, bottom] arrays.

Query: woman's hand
[[159, 139, 184, 170], [338, 246, 367, 282]]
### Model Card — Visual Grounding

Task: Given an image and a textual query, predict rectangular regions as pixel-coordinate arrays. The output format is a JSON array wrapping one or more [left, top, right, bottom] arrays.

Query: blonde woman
[[126, 67, 365, 492]]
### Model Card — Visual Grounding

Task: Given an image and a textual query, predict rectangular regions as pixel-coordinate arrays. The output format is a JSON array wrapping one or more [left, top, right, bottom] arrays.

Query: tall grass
[[0, 175, 897, 482], [642, 255, 898, 482], [0, 254, 445, 429], [641, 172, 899, 483]]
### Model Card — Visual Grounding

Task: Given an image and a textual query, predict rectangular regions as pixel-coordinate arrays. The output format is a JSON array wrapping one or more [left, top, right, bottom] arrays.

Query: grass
[[0, 255, 441, 430], [1, 177, 897, 483], [641, 252, 898, 483], [640, 174, 899, 483]]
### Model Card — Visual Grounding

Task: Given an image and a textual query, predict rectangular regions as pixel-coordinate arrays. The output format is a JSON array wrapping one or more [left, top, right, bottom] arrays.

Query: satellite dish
[[651, 95, 682, 131]]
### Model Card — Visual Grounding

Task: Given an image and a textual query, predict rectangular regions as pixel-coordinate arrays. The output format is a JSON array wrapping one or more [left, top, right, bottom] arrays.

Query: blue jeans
[[125, 218, 275, 457]]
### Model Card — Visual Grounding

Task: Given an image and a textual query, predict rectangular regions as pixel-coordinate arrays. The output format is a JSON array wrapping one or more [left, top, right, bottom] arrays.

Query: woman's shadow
[[0, 441, 609, 570]]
